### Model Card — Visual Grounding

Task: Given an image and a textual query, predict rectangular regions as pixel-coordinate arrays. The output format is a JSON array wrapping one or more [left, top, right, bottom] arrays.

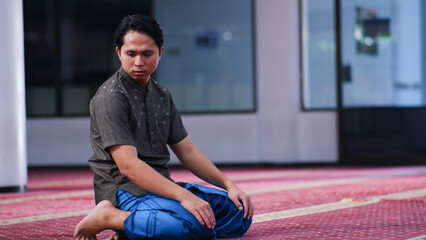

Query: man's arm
[[110, 144, 216, 228], [170, 136, 254, 219]]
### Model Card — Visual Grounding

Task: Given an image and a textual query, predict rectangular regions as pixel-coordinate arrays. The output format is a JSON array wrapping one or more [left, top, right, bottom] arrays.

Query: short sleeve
[[91, 93, 136, 150], [167, 96, 188, 145]]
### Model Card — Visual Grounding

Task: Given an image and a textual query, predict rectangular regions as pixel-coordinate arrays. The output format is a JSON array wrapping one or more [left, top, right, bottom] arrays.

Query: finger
[[203, 204, 216, 228], [191, 209, 205, 226], [241, 195, 252, 219], [229, 195, 243, 211], [242, 197, 249, 218], [199, 207, 214, 229], [248, 199, 255, 219]]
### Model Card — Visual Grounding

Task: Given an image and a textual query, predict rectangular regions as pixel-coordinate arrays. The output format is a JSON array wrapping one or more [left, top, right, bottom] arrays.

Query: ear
[[159, 47, 164, 59], [115, 47, 121, 60]]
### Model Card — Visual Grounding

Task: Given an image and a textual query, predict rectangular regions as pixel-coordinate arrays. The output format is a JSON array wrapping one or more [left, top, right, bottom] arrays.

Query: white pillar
[[0, 0, 27, 191]]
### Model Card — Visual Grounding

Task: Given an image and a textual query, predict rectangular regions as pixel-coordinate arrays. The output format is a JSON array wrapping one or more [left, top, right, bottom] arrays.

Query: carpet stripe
[[406, 235, 426, 240], [245, 176, 371, 195], [252, 188, 426, 223], [0, 209, 91, 225], [0, 176, 386, 204], [0, 190, 93, 204], [246, 168, 426, 194], [26, 170, 315, 190], [1, 188, 425, 226], [1, 168, 425, 204], [195, 167, 426, 186], [24, 167, 426, 192], [28, 179, 93, 188]]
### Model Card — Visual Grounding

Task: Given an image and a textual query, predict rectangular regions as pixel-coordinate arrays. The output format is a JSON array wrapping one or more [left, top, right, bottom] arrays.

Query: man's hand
[[171, 137, 254, 220], [226, 185, 254, 219], [178, 190, 216, 229], [110, 144, 215, 229]]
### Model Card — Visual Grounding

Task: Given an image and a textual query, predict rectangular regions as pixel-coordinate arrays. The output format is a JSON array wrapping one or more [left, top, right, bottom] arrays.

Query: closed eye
[[126, 51, 136, 57]]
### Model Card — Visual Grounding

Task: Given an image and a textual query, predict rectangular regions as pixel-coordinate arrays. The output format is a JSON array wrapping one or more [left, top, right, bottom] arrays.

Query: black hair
[[114, 14, 164, 53]]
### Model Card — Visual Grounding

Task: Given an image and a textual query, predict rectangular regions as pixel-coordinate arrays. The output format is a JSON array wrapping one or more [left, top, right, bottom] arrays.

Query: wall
[[26, 0, 338, 166], [254, 0, 337, 163]]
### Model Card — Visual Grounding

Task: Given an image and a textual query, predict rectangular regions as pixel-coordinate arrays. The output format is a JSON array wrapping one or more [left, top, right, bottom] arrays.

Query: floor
[[0, 165, 425, 239]]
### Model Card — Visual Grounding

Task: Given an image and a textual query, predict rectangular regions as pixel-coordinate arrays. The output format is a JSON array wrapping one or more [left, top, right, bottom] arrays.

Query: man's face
[[116, 31, 163, 87]]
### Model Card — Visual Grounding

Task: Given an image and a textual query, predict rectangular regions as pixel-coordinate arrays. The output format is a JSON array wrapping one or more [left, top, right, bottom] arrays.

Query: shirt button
[[150, 131, 154, 135]]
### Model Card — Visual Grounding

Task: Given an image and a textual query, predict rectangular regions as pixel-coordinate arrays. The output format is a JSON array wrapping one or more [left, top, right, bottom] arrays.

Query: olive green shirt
[[88, 67, 188, 206]]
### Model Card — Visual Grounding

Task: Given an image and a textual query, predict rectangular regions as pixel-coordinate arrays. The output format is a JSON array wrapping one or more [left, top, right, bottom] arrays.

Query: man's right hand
[[178, 190, 216, 229]]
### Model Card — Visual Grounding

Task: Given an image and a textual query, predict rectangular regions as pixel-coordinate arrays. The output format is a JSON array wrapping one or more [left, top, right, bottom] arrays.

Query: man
[[74, 14, 253, 240]]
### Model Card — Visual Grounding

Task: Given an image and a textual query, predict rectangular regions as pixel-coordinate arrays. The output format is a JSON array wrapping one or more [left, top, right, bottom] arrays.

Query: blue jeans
[[117, 183, 252, 240]]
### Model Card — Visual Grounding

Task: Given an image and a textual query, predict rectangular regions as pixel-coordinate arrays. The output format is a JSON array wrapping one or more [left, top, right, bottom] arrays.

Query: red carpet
[[0, 166, 425, 239]]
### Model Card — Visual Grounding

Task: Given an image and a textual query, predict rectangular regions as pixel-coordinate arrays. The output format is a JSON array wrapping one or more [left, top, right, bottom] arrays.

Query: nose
[[134, 56, 144, 66]]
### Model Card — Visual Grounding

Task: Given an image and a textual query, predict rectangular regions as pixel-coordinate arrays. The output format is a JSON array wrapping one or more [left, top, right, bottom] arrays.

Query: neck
[[135, 77, 149, 90]]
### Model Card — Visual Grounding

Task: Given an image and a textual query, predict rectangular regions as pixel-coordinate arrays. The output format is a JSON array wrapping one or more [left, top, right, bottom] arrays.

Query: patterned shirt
[[88, 67, 188, 206]]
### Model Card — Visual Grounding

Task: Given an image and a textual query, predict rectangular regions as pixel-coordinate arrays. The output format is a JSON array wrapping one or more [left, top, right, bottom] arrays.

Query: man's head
[[114, 14, 164, 86], [114, 14, 164, 53]]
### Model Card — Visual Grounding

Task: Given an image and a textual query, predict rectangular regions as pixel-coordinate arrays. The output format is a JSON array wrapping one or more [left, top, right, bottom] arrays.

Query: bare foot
[[74, 200, 118, 240], [108, 232, 129, 240], [108, 233, 118, 240]]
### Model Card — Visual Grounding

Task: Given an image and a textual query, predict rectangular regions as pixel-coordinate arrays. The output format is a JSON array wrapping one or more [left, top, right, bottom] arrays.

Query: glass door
[[338, 0, 426, 164]]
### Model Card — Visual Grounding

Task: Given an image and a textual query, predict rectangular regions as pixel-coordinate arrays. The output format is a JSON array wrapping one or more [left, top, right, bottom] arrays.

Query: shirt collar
[[118, 67, 150, 92]]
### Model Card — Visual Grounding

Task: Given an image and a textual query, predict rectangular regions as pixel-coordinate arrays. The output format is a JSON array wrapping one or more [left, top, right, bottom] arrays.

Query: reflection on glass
[[24, 0, 151, 117], [301, 0, 337, 110], [154, 0, 255, 113], [355, 7, 390, 56], [341, 0, 423, 108]]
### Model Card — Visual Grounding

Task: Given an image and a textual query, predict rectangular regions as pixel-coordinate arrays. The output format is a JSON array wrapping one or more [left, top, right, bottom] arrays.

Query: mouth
[[132, 70, 146, 75]]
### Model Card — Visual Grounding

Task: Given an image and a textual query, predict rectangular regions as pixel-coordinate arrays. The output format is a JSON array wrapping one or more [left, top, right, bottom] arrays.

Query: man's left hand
[[226, 185, 254, 219]]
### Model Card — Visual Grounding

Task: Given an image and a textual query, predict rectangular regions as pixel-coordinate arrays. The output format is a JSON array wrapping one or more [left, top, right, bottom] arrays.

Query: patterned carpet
[[0, 165, 425, 239]]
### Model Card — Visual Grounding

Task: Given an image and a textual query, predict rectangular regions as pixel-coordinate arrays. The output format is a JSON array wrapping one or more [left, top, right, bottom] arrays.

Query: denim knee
[[124, 209, 216, 240]]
